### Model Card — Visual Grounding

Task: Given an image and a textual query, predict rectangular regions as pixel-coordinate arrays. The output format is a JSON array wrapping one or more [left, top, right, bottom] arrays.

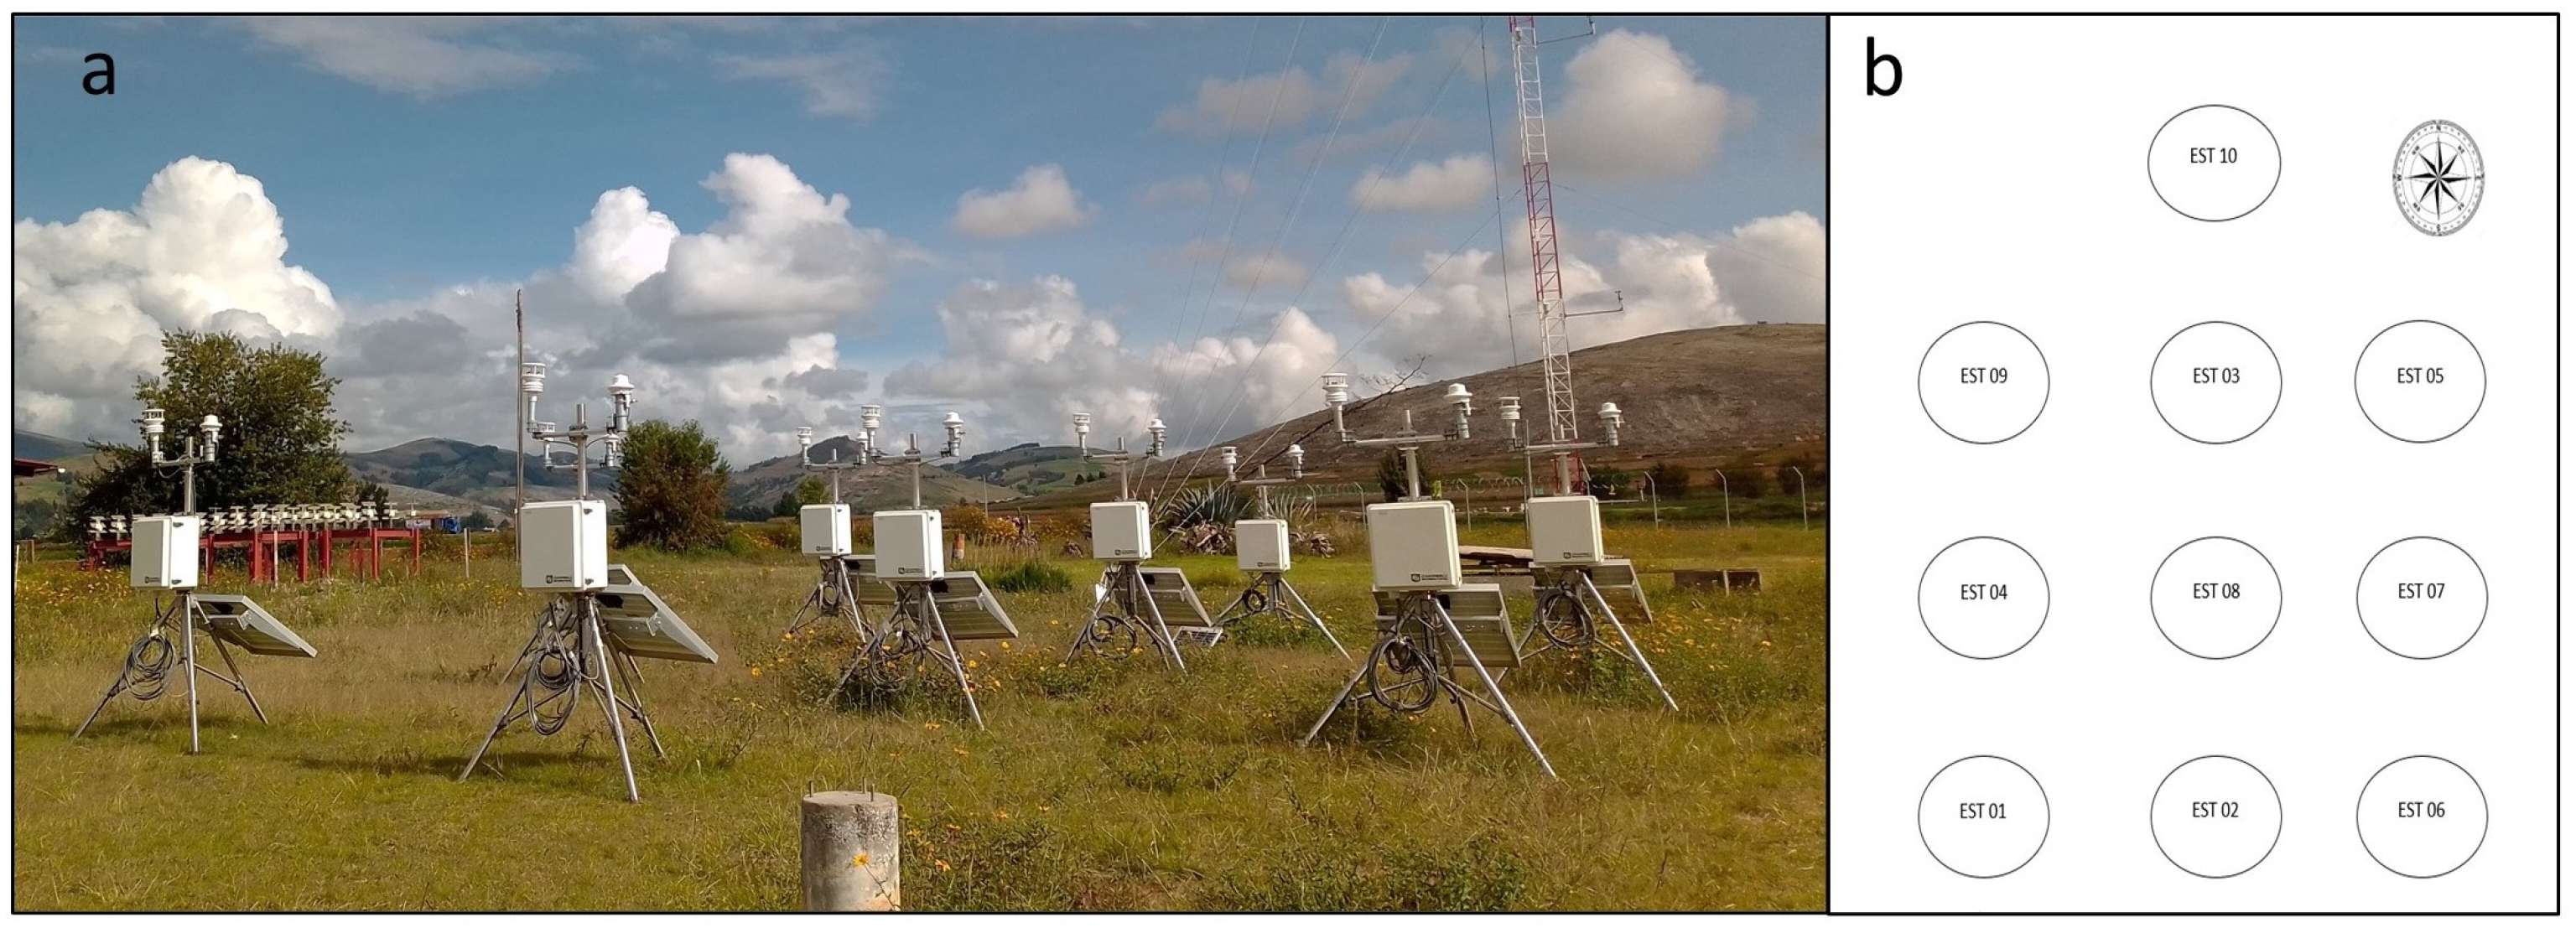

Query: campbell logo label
[[547, 574, 573, 584], [1410, 572, 1444, 582], [897, 567, 924, 575], [143, 574, 160, 584], [1562, 551, 1583, 558], [1114, 548, 1138, 557], [1255, 560, 1280, 568]]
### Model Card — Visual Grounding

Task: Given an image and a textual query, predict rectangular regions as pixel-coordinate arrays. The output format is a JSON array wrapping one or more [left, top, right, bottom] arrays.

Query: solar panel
[[595, 564, 719, 664], [1373, 584, 1519, 668], [191, 594, 317, 658], [1587, 559, 1654, 620], [851, 572, 1019, 642], [1134, 566, 1213, 627], [928, 572, 1020, 642]]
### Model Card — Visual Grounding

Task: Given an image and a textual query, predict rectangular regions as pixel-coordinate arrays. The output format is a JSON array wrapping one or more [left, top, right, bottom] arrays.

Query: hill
[[1026, 323, 1825, 508], [727, 435, 1021, 516], [344, 438, 617, 513], [11, 429, 91, 463], [944, 442, 1094, 495]]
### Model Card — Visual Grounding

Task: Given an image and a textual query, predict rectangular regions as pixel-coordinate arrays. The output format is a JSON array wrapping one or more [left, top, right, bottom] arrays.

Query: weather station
[[780, 407, 886, 640], [460, 363, 716, 802], [1062, 412, 1208, 670], [1205, 443, 1349, 660], [75, 407, 317, 754], [820, 407, 1015, 730], [1298, 375, 1555, 777], [1488, 14, 1672, 711]]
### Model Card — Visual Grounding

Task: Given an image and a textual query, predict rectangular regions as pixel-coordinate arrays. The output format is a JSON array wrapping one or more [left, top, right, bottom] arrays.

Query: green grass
[[11, 522, 1823, 911]]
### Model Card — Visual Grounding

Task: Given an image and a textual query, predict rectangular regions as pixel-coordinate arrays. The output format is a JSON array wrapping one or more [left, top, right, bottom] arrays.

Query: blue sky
[[12, 15, 1824, 459]]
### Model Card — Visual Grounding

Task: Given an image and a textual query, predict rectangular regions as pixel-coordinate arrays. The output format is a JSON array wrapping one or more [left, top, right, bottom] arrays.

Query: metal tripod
[[832, 580, 984, 729], [1510, 567, 1678, 711], [1301, 591, 1557, 778], [785, 556, 866, 639], [459, 593, 662, 802], [1064, 560, 1187, 671], [1212, 571, 1351, 661], [73, 590, 269, 754]]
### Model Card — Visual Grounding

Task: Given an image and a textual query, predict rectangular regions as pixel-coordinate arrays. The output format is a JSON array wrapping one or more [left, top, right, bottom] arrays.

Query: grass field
[[9, 521, 1822, 911]]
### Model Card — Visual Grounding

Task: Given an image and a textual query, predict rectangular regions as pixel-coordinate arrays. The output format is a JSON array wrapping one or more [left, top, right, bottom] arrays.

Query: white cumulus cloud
[[950, 164, 1098, 239], [882, 276, 1338, 450], [13, 157, 344, 439], [1353, 153, 1493, 212], [1549, 29, 1741, 181], [235, 16, 565, 99], [1337, 210, 1824, 378], [1156, 52, 1411, 138]]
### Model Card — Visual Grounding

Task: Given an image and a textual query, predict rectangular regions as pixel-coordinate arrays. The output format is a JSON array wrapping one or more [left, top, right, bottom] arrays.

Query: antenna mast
[[1513, 15, 1586, 495]]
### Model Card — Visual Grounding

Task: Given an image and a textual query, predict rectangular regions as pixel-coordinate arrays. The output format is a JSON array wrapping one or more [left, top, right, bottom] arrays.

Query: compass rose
[[2392, 120, 2485, 236]]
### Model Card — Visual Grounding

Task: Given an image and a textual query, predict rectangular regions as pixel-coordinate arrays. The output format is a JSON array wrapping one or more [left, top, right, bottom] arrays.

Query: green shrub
[[986, 560, 1074, 594]]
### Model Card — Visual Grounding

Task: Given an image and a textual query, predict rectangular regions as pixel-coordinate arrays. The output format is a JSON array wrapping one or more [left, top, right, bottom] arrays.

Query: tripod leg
[[70, 661, 138, 741], [1278, 577, 1351, 661], [202, 634, 270, 723], [582, 601, 641, 802], [1435, 603, 1557, 779], [71, 599, 169, 741], [1301, 654, 1374, 746], [460, 676, 537, 782], [612, 651, 667, 757], [1063, 575, 1104, 661], [838, 569, 865, 638], [1134, 568, 1187, 672], [184, 594, 202, 754], [922, 598, 984, 731], [1586, 575, 1677, 712]]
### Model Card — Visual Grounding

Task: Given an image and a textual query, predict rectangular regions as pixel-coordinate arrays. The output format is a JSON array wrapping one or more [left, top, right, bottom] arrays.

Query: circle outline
[[1917, 320, 2052, 445], [2148, 754, 2285, 879], [2151, 320, 2284, 445], [2149, 536, 2285, 660], [1919, 536, 2052, 660], [2356, 754, 2490, 879], [2148, 103, 2285, 223], [2354, 319, 2488, 443], [1918, 754, 2053, 879], [2355, 536, 2490, 661]]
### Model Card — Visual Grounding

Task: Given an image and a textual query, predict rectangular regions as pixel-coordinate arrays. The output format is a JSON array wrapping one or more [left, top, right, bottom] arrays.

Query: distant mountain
[[728, 435, 1021, 516], [1020, 322, 1827, 508], [12, 429, 92, 463], [945, 443, 1096, 495], [342, 438, 615, 514]]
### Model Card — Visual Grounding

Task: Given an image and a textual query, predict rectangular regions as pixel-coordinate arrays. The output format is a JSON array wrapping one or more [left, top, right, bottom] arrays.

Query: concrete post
[[801, 791, 901, 911]]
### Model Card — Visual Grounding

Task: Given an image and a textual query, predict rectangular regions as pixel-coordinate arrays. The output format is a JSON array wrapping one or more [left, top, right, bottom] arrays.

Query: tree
[[1587, 466, 1636, 500], [1377, 450, 1412, 501], [356, 480, 392, 507], [615, 419, 730, 552], [70, 330, 354, 529], [771, 476, 828, 518], [1648, 462, 1692, 499], [1719, 464, 1768, 499], [462, 509, 495, 531]]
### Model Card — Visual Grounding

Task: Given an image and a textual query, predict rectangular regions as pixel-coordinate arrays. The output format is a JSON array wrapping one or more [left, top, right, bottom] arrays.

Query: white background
[[1827, 15, 2556, 912]]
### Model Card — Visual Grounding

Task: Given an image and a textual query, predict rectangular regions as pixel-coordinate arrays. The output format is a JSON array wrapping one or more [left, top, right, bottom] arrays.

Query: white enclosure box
[[1526, 495, 1607, 567], [129, 515, 200, 589], [1236, 519, 1291, 573], [799, 503, 851, 556], [520, 500, 609, 591], [1091, 500, 1152, 562], [874, 509, 944, 580], [1367, 500, 1460, 590]]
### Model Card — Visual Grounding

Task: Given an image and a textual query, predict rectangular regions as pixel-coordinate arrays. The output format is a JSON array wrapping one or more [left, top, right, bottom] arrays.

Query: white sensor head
[[520, 362, 546, 395], [1498, 396, 1521, 421], [796, 426, 814, 447], [1321, 373, 1351, 406], [860, 405, 884, 432], [140, 407, 166, 436], [606, 373, 635, 401]]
